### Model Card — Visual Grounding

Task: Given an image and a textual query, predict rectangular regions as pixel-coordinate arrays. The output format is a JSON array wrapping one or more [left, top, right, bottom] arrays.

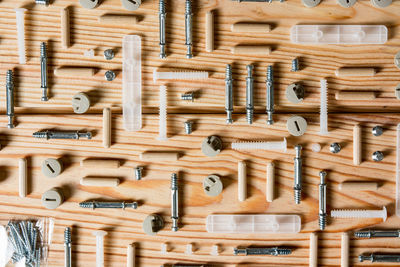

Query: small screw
[[105, 70, 116, 81], [103, 49, 115, 60], [291, 58, 299, 72], [135, 166, 143, 180], [372, 151, 384, 161], [330, 143, 341, 153], [184, 121, 193, 134], [181, 92, 194, 101], [372, 126, 383, 136]]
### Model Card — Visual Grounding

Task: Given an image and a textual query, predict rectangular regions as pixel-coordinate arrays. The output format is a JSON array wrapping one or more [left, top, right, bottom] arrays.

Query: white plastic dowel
[[92, 230, 107, 267], [238, 161, 247, 202], [15, 8, 27, 64], [123, 35, 142, 132], [103, 108, 111, 148], [291, 25, 387, 45], [231, 138, 287, 152], [319, 79, 329, 135], [157, 85, 168, 141], [185, 244, 193, 255], [127, 243, 135, 267], [153, 68, 209, 83], [311, 143, 321, 153], [309, 232, 318, 267], [353, 125, 361, 165], [341, 232, 349, 267], [206, 214, 301, 234], [397, 123, 400, 217], [331, 206, 387, 221], [266, 162, 274, 202], [18, 158, 27, 198]]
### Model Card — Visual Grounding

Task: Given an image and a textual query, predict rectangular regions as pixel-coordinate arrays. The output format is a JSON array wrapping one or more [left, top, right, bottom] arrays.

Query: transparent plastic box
[[291, 25, 387, 45]]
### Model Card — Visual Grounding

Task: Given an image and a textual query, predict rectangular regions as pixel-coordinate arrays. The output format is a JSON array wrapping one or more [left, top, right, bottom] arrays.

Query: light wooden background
[[0, 0, 400, 266]]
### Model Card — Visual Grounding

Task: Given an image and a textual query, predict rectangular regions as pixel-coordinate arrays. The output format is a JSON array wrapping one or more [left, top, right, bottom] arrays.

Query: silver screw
[[181, 92, 194, 101], [159, 0, 166, 58], [6, 70, 15, 129], [79, 201, 138, 209], [319, 171, 327, 230], [330, 142, 341, 153], [135, 166, 143, 180], [103, 49, 115, 60], [184, 121, 193, 134], [171, 173, 179, 231], [185, 0, 193, 58], [225, 64, 233, 124], [372, 151, 384, 161], [64, 227, 72, 267], [294, 145, 302, 204], [291, 58, 299, 72], [105, 70, 116, 81], [35, 0, 49, 5], [355, 229, 400, 238], [40, 42, 48, 101], [359, 254, 400, 263], [246, 65, 254, 124], [234, 247, 291, 256], [266, 65, 274, 125], [372, 126, 383, 136], [33, 130, 92, 140]]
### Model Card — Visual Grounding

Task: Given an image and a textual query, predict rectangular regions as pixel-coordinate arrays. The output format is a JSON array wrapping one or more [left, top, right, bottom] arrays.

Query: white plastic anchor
[[331, 206, 387, 222], [92, 230, 107, 267]]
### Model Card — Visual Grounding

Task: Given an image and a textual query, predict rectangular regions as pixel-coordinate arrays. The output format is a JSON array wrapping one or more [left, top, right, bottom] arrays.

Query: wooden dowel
[[266, 162, 274, 202], [238, 161, 247, 202], [127, 243, 135, 267], [335, 67, 376, 77], [341, 232, 349, 267], [103, 108, 111, 148], [19, 158, 27, 198], [335, 91, 376, 100], [61, 7, 70, 49], [338, 181, 379, 191], [80, 159, 120, 169], [231, 45, 271, 55], [99, 14, 139, 25], [80, 177, 120, 187], [140, 152, 180, 161], [309, 232, 318, 267], [205, 11, 214, 52], [231, 23, 271, 33], [353, 124, 361, 165], [54, 67, 96, 77]]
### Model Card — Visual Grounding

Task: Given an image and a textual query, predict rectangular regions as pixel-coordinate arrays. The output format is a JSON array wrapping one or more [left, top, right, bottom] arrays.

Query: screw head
[[330, 143, 341, 153], [104, 70, 116, 81], [372, 151, 384, 162], [372, 126, 383, 136], [103, 49, 115, 60]]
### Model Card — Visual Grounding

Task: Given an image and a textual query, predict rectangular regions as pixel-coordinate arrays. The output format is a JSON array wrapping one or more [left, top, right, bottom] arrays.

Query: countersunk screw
[[105, 70, 116, 81], [319, 171, 327, 230], [184, 0, 193, 58], [135, 166, 143, 180], [294, 145, 302, 204], [159, 0, 167, 58], [330, 143, 341, 153], [103, 49, 115, 60], [266, 65, 274, 125], [6, 70, 15, 129], [372, 126, 383, 136], [40, 42, 48, 101], [246, 65, 254, 124], [171, 173, 179, 231], [64, 227, 72, 267], [225, 64, 233, 124], [79, 201, 138, 209], [184, 121, 193, 134], [372, 151, 384, 162], [291, 58, 299, 72]]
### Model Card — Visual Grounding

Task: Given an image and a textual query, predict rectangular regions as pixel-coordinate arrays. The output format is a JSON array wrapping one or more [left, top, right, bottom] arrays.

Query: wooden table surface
[[1, 0, 400, 266]]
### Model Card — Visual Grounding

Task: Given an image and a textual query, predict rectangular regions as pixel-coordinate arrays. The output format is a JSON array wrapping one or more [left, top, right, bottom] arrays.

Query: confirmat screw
[[33, 130, 92, 140], [159, 0, 167, 58], [234, 247, 292, 256], [330, 142, 341, 153], [184, 121, 193, 134], [266, 65, 274, 125], [372, 151, 384, 161], [319, 171, 327, 230], [246, 65, 254, 124], [184, 0, 193, 58], [135, 166, 143, 180], [6, 70, 15, 128], [294, 145, 302, 204], [103, 49, 115, 60], [40, 42, 48, 101], [225, 64, 233, 124], [372, 126, 383, 136], [355, 229, 400, 238], [64, 227, 72, 267], [79, 201, 138, 209], [291, 58, 299, 72], [171, 173, 179, 231], [359, 254, 400, 263], [105, 70, 116, 81]]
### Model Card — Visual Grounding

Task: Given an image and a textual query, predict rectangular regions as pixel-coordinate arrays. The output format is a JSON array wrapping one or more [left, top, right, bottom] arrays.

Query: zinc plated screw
[[184, 0, 193, 58], [33, 130, 92, 140], [35, 0, 49, 5], [40, 42, 48, 101], [330, 142, 341, 153], [79, 201, 138, 209], [372, 151, 384, 161], [372, 126, 383, 136], [135, 166, 143, 180], [225, 64, 233, 124], [294, 145, 302, 204], [355, 229, 400, 238], [234, 247, 291, 256], [359, 254, 400, 263], [266, 65, 274, 125], [171, 173, 179, 231], [291, 58, 299, 72], [181, 92, 194, 101], [6, 70, 15, 128], [103, 49, 115, 60], [319, 171, 327, 230], [159, 0, 166, 58], [246, 65, 254, 124], [184, 121, 193, 134], [64, 227, 72, 267]]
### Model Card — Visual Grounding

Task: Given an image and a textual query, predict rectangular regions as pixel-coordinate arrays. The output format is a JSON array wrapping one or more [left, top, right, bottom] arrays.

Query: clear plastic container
[[206, 214, 301, 234], [291, 25, 387, 45]]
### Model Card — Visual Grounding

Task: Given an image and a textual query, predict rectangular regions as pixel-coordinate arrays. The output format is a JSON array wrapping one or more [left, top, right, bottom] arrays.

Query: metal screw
[[359, 254, 400, 263], [266, 65, 274, 125], [6, 70, 15, 129], [372, 151, 384, 161], [184, 0, 193, 59], [184, 121, 193, 134], [33, 130, 92, 140], [291, 58, 299, 72], [294, 145, 302, 204], [159, 0, 166, 58], [103, 49, 115, 60], [234, 247, 291, 256], [181, 92, 194, 101], [171, 173, 179, 231], [225, 64, 233, 124], [135, 166, 143, 180], [246, 65, 254, 124], [40, 42, 48, 101], [105, 70, 116, 81], [79, 201, 138, 209], [35, 0, 49, 5], [64, 227, 72, 267], [330, 142, 341, 153], [355, 229, 400, 238], [372, 126, 383, 136], [319, 171, 327, 230]]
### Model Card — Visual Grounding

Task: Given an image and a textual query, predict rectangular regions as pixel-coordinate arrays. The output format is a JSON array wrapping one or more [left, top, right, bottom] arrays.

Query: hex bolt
[[319, 171, 327, 230], [33, 130, 92, 140], [372, 126, 383, 136], [6, 70, 15, 129], [246, 65, 254, 124], [266, 65, 274, 125], [103, 49, 115, 60], [135, 166, 143, 180], [291, 58, 299, 72], [159, 0, 167, 58], [184, 0, 193, 58], [64, 227, 72, 267], [40, 42, 48, 101], [79, 201, 138, 209], [355, 229, 400, 238], [359, 254, 400, 263], [330, 142, 341, 153], [294, 145, 302, 204], [181, 92, 194, 101], [234, 247, 292, 256], [225, 64, 233, 124], [372, 151, 384, 161], [171, 173, 179, 231], [104, 70, 116, 81], [184, 121, 193, 134]]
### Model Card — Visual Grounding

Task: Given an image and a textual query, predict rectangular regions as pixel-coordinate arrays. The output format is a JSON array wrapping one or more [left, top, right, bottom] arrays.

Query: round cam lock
[[121, 0, 141, 11], [143, 214, 164, 236], [42, 158, 63, 178], [79, 0, 99, 9], [72, 92, 91, 114], [286, 83, 304, 104], [41, 188, 64, 209], [201, 136, 222, 157], [286, 116, 308, 136], [203, 175, 223, 197], [370, 0, 391, 8], [302, 0, 321, 7], [337, 0, 357, 7]]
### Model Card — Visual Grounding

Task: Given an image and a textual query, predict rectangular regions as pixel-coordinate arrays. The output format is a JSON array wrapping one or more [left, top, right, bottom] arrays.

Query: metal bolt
[[103, 49, 115, 60], [171, 173, 179, 231], [319, 171, 327, 230], [372, 151, 384, 161], [355, 229, 400, 238], [33, 130, 92, 140], [181, 92, 194, 101], [291, 58, 299, 72], [266, 65, 274, 125], [246, 65, 254, 124], [159, 0, 166, 58], [64, 227, 72, 267], [184, 0, 193, 58], [35, 0, 49, 5], [184, 121, 193, 134], [40, 42, 48, 101], [79, 201, 138, 209], [234, 247, 291, 256], [330, 142, 341, 153], [6, 70, 15, 129], [225, 64, 233, 124], [359, 254, 400, 263], [105, 70, 116, 81], [135, 166, 143, 180], [294, 145, 302, 204], [372, 126, 383, 136]]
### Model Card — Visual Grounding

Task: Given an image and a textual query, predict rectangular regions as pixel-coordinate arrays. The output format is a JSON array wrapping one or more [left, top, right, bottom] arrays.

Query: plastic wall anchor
[[18, 158, 27, 198], [92, 230, 107, 267], [397, 123, 400, 217], [331, 206, 387, 221], [15, 8, 27, 64], [157, 85, 168, 141], [319, 79, 329, 135], [266, 162, 274, 202], [210, 244, 219, 256], [309, 232, 318, 267], [231, 138, 287, 152], [153, 68, 209, 83], [341, 232, 349, 267], [185, 243, 194, 255]]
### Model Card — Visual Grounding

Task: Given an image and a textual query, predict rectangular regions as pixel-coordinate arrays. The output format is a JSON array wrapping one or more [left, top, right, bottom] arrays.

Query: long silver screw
[[171, 173, 179, 231], [159, 0, 166, 58], [225, 64, 233, 124], [184, 121, 193, 134], [266, 65, 274, 125], [294, 145, 302, 204], [184, 0, 193, 58], [79, 201, 138, 209], [246, 65, 254, 124], [64, 227, 71, 267], [355, 229, 400, 238], [359, 254, 400, 263], [6, 70, 15, 129], [33, 130, 92, 140], [319, 171, 327, 230], [40, 42, 48, 101], [234, 247, 291, 256]]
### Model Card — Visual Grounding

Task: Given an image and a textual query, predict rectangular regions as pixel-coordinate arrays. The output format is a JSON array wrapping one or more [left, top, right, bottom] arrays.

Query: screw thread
[[171, 173, 178, 189], [275, 248, 292, 255], [79, 202, 95, 209], [181, 93, 194, 101], [184, 121, 193, 134], [291, 58, 299, 72], [294, 189, 301, 204], [267, 65, 273, 81], [64, 227, 71, 243], [159, 0, 166, 13], [185, 0, 192, 14], [32, 131, 48, 139], [40, 42, 46, 58], [6, 70, 13, 84], [246, 109, 253, 124], [354, 231, 371, 238], [319, 215, 326, 230], [135, 167, 142, 180], [226, 64, 232, 80]]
